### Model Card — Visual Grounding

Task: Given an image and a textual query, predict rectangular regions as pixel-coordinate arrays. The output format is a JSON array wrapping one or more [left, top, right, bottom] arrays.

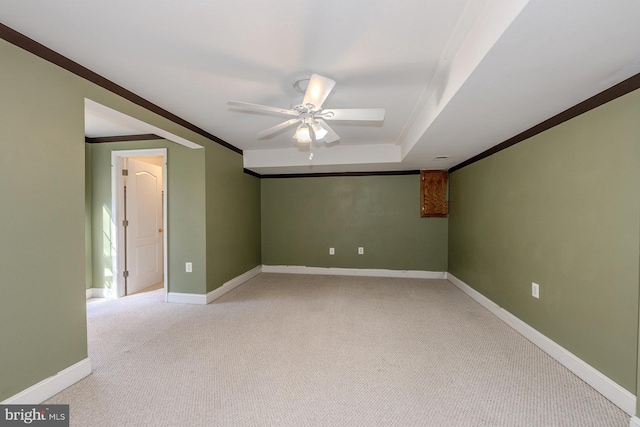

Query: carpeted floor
[[47, 274, 629, 426]]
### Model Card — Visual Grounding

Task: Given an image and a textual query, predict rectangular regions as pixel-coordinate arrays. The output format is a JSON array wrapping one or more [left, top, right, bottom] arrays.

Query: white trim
[[207, 265, 262, 303], [1, 358, 92, 404], [630, 416, 640, 427], [262, 265, 446, 279], [166, 266, 263, 305], [166, 292, 207, 305], [85, 288, 107, 299], [446, 273, 636, 416], [112, 152, 124, 299]]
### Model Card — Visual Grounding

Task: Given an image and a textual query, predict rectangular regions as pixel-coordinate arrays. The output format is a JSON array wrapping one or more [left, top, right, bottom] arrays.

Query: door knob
[[158, 228, 164, 233]]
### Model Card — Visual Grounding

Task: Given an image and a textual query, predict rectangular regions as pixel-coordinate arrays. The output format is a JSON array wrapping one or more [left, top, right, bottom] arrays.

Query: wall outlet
[[329, 247, 335, 255], [532, 282, 539, 299], [186, 262, 193, 273], [358, 247, 364, 255]]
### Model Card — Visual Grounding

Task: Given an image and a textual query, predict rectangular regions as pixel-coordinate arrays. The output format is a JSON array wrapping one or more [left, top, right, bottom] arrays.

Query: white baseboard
[[86, 288, 107, 299], [262, 265, 446, 279], [166, 292, 207, 305], [1, 358, 92, 404], [207, 265, 262, 303], [446, 273, 636, 416], [167, 266, 263, 305], [630, 416, 640, 427], [167, 265, 443, 304]]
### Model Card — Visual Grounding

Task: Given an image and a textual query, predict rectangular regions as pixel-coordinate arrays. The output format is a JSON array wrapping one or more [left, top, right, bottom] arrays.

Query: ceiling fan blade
[[302, 74, 336, 110], [228, 101, 298, 116], [322, 108, 385, 121], [257, 119, 300, 138], [316, 119, 340, 143]]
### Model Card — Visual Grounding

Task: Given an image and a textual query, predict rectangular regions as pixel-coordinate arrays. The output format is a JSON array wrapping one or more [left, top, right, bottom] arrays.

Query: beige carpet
[[47, 274, 629, 426]]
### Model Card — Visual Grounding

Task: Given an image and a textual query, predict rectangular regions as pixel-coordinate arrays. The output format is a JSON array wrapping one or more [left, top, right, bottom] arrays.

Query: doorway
[[112, 148, 168, 302]]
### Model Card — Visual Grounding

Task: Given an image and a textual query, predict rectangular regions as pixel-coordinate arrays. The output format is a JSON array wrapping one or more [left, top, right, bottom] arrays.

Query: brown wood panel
[[421, 170, 448, 217]]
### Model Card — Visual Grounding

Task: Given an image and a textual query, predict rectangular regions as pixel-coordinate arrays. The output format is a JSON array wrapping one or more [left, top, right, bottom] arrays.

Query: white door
[[126, 158, 164, 294]]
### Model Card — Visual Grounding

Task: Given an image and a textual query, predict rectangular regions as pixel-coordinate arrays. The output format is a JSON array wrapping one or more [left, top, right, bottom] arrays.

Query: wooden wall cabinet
[[420, 170, 448, 218]]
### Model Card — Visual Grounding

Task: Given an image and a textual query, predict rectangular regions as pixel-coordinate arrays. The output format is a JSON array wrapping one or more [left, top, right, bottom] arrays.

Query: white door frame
[[111, 148, 168, 302]]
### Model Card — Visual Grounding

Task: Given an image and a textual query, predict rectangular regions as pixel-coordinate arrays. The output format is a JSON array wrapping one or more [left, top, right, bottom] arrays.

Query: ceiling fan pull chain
[[309, 140, 314, 161]]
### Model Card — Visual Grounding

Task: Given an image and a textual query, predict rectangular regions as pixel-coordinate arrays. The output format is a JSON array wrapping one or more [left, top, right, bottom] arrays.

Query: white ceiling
[[85, 111, 141, 139], [2, 0, 639, 174]]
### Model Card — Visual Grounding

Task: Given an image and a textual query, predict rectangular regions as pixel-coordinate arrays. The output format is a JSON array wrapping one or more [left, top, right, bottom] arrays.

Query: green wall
[[448, 89, 640, 393], [261, 175, 448, 271], [205, 150, 261, 293], [0, 37, 261, 401], [87, 139, 207, 295], [1, 39, 88, 401]]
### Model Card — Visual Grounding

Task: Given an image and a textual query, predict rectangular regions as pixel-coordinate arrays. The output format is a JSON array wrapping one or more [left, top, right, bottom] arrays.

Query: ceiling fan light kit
[[311, 121, 328, 140], [229, 73, 386, 155], [294, 124, 312, 143]]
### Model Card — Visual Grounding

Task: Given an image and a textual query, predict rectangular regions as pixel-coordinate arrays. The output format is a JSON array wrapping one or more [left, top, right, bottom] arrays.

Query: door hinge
[[122, 169, 128, 176], [122, 219, 129, 227], [123, 270, 129, 278]]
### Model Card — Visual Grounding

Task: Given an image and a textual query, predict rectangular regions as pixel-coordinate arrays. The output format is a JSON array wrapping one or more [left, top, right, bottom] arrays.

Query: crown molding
[[0, 23, 241, 155], [450, 72, 640, 173]]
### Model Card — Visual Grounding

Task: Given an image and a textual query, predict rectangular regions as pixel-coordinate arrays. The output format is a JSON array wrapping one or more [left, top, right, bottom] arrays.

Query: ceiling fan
[[228, 74, 385, 157]]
